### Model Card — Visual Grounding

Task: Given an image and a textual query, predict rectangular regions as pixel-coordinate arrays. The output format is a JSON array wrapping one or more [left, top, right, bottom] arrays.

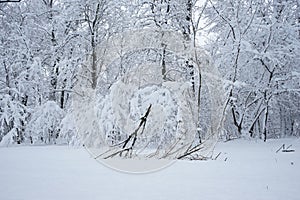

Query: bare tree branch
[[103, 104, 152, 159], [0, 0, 21, 3]]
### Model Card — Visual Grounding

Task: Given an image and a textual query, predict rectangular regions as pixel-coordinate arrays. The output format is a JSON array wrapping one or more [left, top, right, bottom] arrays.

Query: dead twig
[[276, 144, 285, 153], [177, 145, 204, 159], [276, 144, 295, 153], [213, 152, 222, 160], [104, 104, 152, 159]]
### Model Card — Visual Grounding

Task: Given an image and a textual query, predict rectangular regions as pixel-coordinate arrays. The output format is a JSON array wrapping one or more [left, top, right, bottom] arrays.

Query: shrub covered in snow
[[0, 93, 27, 145], [25, 101, 65, 144]]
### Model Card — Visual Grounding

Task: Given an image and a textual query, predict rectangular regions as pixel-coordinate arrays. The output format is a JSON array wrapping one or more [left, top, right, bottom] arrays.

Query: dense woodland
[[0, 0, 299, 154]]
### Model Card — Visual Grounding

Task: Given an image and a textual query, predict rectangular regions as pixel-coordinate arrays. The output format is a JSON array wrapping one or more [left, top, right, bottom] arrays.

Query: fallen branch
[[0, 0, 21, 3], [104, 104, 152, 159], [276, 144, 284, 153], [276, 144, 295, 153], [177, 145, 204, 159], [104, 147, 132, 159], [213, 152, 222, 160], [282, 149, 295, 153]]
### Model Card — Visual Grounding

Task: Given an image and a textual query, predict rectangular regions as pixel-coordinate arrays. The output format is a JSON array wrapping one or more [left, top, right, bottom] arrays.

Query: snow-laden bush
[[25, 101, 65, 144], [0, 93, 27, 145], [59, 112, 81, 146], [63, 89, 103, 147]]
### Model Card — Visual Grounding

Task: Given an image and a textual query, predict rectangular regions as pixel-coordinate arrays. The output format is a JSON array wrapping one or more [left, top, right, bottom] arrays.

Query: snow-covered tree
[[204, 0, 300, 140]]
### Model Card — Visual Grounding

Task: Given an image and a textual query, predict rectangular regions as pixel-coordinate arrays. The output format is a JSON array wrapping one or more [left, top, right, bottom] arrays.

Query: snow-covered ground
[[0, 139, 299, 200]]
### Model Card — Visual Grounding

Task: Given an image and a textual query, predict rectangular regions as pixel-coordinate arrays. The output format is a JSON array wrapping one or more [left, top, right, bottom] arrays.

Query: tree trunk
[[91, 43, 97, 89], [263, 104, 269, 142]]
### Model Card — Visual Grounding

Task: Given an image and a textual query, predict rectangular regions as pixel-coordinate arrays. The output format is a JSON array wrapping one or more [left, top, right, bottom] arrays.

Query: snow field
[[0, 138, 299, 200]]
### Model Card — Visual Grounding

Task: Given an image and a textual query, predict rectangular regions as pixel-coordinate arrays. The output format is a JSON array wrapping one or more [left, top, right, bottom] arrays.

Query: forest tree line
[[0, 0, 299, 146]]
